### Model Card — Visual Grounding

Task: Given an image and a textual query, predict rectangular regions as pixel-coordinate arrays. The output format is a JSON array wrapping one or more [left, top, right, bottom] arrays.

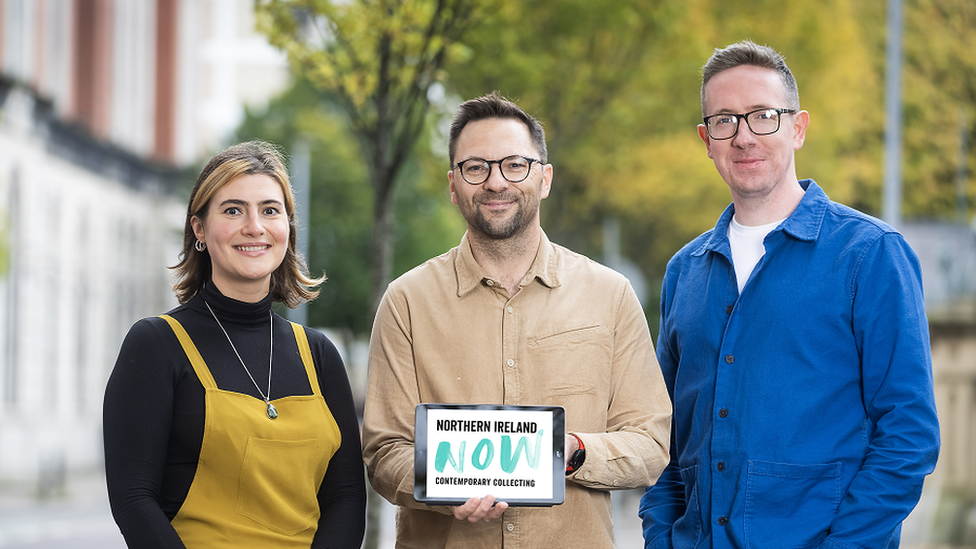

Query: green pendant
[[267, 401, 278, 419]]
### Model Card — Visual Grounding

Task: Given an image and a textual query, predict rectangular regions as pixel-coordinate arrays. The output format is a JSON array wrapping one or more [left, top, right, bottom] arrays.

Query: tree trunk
[[368, 172, 396, 316], [362, 163, 396, 549]]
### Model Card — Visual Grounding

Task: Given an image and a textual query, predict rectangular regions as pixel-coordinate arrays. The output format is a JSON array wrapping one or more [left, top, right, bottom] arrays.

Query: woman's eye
[[224, 206, 241, 215], [263, 207, 280, 215]]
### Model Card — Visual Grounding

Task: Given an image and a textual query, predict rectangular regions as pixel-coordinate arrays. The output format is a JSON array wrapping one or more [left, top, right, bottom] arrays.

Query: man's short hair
[[701, 40, 800, 114], [448, 91, 548, 165]]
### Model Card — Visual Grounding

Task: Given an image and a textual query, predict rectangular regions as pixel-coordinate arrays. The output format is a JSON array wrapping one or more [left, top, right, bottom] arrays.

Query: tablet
[[414, 403, 566, 507]]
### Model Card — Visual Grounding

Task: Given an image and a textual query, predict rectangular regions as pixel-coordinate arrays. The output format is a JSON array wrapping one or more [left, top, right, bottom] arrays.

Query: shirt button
[[583, 471, 590, 479], [716, 462, 725, 471], [507, 359, 515, 367], [719, 408, 729, 418], [612, 479, 619, 486], [725, 355, 734, 364], [507, 523, 514, 532], [725, 305, 734, 314], [718, 516, 728, 526], [506, 306, 513, 313], [486, 279, 495, 286]]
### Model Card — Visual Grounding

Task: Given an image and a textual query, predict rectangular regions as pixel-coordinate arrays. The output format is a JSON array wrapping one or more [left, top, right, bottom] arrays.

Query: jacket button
[[725, 355, 734, 364], [507, 523, 515, 532], [725, 305, 733, 314], [716, 462, 725, 471], [718, 516, 728, 526], [719, 408, 729, 418]]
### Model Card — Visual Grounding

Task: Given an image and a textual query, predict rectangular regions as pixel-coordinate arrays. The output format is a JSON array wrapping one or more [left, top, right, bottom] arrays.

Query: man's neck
[[467, 225, 542, 296], [732, 179, 806, 226]]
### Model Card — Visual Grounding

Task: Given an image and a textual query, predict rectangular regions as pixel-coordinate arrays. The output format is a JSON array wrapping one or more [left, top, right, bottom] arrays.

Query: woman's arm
[[103, 318, 188, 549], [308, 329, 367, 549]]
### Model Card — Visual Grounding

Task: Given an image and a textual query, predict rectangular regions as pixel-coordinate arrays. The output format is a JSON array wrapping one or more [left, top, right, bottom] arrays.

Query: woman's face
[[191, 173, 290, 302]]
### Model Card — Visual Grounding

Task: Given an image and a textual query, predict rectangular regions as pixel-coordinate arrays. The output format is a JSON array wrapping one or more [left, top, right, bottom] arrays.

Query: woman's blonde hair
[[171, 140, 324, 307]]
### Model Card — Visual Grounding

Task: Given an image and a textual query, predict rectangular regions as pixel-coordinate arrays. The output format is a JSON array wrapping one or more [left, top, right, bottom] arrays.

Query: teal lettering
[[434, 440, 465, 473], [500, 430, 544, 473], [472, 439, 494, 470]]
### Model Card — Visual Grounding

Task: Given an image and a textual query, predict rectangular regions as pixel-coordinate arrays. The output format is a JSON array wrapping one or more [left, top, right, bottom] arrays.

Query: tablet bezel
[[413, 403, 566, 507]]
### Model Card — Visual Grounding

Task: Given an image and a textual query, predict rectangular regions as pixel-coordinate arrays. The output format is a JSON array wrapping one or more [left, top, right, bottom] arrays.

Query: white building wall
[[180, 0, 289, 163], [110, 0, 157, 156], [0, 85, 184, 484], [1, 0, 35, 83], [36, 0, 74, 115]]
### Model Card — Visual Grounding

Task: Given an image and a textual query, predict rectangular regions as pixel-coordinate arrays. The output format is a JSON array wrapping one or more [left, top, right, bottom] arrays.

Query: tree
[[257, 0, 481, 312], [899, 0, 976, 219], [234, 78, 462, 336]]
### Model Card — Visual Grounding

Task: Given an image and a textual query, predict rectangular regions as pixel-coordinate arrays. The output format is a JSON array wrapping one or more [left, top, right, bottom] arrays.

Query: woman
[[104, 141, 366, 548]]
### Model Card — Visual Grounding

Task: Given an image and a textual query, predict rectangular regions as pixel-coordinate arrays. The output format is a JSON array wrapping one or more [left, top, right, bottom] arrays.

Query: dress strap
[[159, 315, 218, 390], [290, 322, 321, 397]]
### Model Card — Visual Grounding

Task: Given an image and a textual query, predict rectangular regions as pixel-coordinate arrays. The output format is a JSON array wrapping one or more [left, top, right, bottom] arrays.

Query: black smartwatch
[[565, 433, 586, 475]]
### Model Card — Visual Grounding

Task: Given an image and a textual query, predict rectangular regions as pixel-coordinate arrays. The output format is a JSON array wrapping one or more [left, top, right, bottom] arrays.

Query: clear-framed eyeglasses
[[702, 108, 797, 140], [452, 155, 543, 185]]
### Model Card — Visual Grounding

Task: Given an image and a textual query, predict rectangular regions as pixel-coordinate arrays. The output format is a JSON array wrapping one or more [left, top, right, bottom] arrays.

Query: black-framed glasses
[[702, 108, 797, 140], [452, 155, 542, 185]]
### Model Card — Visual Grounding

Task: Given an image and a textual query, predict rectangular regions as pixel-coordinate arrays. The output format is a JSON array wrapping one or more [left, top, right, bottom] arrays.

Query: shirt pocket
[[744, 460, 843, 549], [237, 437, 323, 535]]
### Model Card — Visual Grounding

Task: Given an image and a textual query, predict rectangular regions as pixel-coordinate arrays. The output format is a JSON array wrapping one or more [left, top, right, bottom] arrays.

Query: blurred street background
[[1, 0, 974, 547]]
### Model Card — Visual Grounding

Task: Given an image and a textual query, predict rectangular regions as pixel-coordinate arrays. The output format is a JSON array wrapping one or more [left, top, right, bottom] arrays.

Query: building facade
[[0, 0, 289, 491], [902, 223, 976, 545]]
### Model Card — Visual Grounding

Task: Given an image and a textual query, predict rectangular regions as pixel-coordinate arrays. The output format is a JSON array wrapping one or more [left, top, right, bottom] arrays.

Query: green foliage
[[248, 0, 975, 330], [443, 0, 974, 324], [256, 0, 479, 186], [900, 0, 976, 219]]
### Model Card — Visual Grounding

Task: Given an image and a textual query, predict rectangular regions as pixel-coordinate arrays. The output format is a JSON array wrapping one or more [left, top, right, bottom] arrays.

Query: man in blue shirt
[[639, 40, 940, 549]]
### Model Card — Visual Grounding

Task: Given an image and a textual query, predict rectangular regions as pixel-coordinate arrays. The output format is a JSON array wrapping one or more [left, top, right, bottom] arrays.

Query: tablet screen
[[414, 403, 566, 507]]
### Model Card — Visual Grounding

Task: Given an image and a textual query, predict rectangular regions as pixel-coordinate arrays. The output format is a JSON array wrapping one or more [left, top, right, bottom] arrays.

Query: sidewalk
[[0, 470, 644, 549], [0, 470, 124, 548]]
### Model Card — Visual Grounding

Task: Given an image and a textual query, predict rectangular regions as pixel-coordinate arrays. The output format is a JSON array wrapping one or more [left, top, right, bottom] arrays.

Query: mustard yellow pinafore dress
[[160, 315, 341, 548]]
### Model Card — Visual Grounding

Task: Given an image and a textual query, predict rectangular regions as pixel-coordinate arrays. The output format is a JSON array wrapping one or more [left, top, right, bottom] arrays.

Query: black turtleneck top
[[103, 283, 366, 548]]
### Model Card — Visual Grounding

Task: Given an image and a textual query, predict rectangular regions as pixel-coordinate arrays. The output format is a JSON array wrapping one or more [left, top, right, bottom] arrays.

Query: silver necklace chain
[[204, 301, 278, 419]]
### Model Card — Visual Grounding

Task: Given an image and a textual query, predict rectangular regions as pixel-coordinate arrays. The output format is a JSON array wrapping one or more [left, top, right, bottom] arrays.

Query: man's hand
[[452, 495, 509, 523]]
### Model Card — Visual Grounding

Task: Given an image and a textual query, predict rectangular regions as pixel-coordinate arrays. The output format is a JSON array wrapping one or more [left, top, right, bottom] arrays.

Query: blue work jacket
[[640, 180, 940, 549]]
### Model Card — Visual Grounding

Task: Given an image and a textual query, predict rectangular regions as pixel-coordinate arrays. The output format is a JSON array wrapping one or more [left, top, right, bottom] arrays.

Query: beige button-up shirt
[[363, 232, 671, 548]]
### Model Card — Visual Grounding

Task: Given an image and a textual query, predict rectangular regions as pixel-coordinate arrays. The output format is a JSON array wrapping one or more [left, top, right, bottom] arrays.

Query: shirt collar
[[694, 179, 827, 257], [454, 231, 560, 296]]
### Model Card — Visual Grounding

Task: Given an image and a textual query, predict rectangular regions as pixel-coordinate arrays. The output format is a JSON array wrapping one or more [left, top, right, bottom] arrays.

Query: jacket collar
[[693, 179, 827, 257]]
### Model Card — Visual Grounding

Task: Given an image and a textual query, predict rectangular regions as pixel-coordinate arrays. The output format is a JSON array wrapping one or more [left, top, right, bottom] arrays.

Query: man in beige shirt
[[362, 92, 671, 548]]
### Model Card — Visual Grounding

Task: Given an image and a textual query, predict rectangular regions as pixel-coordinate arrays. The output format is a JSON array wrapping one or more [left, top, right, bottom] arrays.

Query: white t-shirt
[[728, 216, 784, 293]]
